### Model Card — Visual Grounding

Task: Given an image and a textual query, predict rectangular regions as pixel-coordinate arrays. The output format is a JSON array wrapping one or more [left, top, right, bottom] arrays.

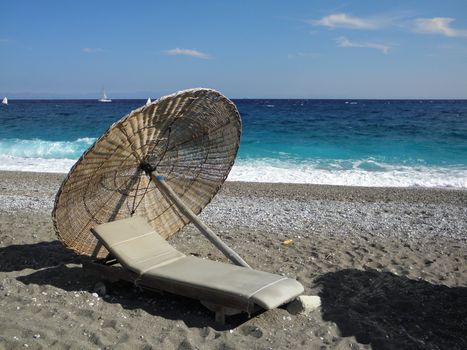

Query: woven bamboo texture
[[52, 88, 241, 258]]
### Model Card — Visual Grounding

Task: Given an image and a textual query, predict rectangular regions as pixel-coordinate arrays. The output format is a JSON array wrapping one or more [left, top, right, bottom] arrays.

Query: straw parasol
[[52, 88, 242, 260]]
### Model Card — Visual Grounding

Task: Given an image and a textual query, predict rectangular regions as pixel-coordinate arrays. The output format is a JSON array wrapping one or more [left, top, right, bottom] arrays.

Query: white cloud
[[311, 13, 380, 30], [83, 47, 104, 53], [414, 17, 467, 37], [164, 48, 211, 59], [336, 36, 391, 54]]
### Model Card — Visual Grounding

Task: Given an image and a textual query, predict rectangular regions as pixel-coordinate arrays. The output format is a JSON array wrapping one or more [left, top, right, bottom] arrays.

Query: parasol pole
[[149, 173, 251, 269]]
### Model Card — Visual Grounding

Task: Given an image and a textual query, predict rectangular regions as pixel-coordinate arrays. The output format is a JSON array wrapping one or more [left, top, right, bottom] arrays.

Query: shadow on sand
[[0, 241, 257, 330], [0, 241, 80, 272], [317, 269, 467, 350]]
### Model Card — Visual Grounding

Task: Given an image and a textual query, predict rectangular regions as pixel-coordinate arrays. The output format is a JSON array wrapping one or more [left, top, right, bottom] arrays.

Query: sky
[[1, 0, 467, 99]]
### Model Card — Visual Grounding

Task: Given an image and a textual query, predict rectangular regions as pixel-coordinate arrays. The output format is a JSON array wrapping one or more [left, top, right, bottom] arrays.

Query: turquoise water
[[0, 99, 466, 187]]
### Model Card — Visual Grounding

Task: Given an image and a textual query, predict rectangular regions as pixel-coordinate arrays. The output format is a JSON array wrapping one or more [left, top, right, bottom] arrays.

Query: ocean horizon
[[1, 98, 466, 188]]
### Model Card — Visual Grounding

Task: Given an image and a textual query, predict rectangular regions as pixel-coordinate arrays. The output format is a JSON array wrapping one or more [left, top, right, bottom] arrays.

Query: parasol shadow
[[316, 268, 467, 350]]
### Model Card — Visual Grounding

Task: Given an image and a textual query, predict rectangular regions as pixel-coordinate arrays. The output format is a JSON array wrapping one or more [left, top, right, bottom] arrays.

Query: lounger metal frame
[[83, 258, 259, 323]]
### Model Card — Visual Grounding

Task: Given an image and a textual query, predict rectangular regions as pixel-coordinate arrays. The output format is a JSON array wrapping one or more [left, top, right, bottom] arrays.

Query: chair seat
[[144, 256, 303, 309]]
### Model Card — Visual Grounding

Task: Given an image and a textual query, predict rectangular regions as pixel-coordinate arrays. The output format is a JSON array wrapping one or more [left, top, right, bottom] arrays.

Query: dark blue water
[[240, 99, 467, 166], [1, 99, 466, 187]]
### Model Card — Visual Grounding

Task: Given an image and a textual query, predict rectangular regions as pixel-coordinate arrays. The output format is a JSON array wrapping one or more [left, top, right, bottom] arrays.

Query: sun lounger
[[90, 216, 304, 323]]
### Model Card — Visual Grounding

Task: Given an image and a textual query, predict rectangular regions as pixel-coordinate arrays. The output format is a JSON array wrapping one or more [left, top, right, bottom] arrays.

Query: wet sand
[[0, 171, 466, 349]]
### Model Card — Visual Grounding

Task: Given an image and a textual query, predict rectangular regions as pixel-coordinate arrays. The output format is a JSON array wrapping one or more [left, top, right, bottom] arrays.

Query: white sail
[[2, 97, 7, 105], [98, 89, 112, 103], [146, 98, 151, 106]]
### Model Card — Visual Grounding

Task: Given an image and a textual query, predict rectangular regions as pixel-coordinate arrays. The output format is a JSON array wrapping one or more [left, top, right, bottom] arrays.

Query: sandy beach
[[0, 170, 466, 349]]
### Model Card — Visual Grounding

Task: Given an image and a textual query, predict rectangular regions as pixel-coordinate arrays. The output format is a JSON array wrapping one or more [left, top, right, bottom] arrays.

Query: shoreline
[[1, 161, 466, 188], [1, 170, 466, 349], [1, 169, 466, 198]]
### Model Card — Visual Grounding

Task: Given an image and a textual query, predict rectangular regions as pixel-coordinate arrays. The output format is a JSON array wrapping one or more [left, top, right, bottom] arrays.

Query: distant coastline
[[2, 97, 467, 101]]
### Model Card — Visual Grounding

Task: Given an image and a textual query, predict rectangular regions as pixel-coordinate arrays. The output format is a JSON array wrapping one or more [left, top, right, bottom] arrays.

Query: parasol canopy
[[52, 88, 241, 259]]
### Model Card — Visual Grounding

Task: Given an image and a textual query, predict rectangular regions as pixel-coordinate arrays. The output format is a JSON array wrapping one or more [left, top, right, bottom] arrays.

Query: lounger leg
[[215, 308, 226, 324], [201, 300, 242, 324]]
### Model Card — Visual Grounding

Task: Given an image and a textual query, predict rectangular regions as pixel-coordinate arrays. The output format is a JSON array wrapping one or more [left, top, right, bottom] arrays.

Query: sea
[[1, 99, 466, 188]]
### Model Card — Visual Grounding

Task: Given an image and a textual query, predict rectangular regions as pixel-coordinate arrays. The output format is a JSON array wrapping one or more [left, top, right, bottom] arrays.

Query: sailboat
[[98, 89, 112, 103], [146, 98, 151, 106], [2, 97, 8, 105]]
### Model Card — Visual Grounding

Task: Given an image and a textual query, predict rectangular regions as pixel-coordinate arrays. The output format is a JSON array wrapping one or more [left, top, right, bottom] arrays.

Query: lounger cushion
[[144, 256, 303, 309], [91, 216, 185, 275], [91, 216, 304, 311]]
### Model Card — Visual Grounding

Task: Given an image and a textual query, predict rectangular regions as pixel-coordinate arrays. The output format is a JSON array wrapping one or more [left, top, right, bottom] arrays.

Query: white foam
[[228, 159, 467, 188], [0, 155, 465, 188], [0, 155, 75, 173]]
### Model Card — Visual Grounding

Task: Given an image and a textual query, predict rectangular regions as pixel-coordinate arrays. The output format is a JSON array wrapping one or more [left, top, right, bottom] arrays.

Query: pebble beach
[[1, 170, 466, 349]]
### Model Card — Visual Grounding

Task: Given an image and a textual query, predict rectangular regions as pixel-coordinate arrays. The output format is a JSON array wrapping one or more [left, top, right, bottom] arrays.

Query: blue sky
[[1, 0, 467, 99]]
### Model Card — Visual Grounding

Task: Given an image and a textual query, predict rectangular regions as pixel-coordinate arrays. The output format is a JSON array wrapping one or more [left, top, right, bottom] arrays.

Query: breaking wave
[[0, 137, 95, 159]]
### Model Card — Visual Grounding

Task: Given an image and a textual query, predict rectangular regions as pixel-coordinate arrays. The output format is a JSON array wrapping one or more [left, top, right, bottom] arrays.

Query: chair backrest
[[91, 216, 185, 274]]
